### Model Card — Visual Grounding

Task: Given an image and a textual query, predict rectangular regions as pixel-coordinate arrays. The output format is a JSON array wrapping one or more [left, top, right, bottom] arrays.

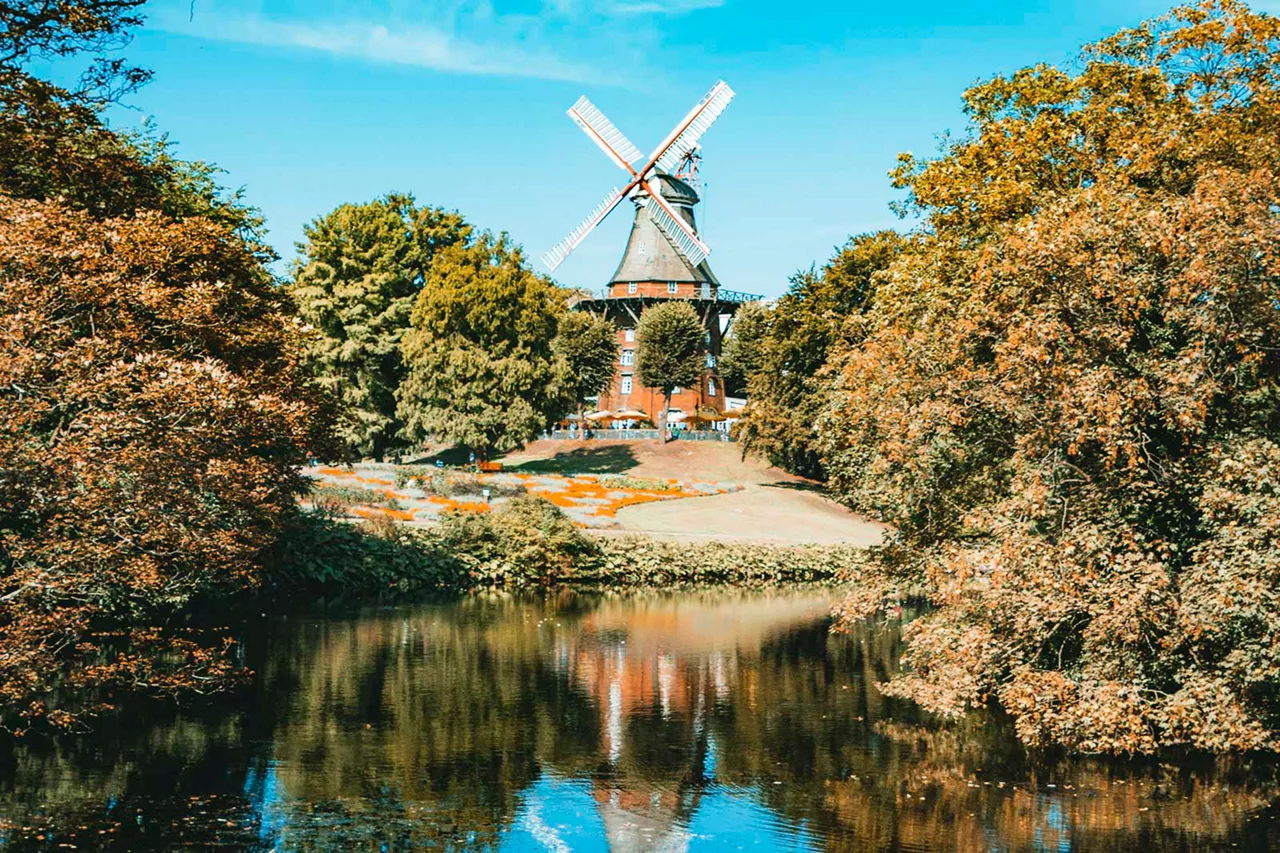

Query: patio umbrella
[[584, 410, 613, 421], [612, 408, 650, 422], [721, 406, 748, 418]]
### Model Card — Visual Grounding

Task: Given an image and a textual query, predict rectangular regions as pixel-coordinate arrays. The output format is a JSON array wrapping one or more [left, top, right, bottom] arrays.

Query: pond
[[1, 587, 1279, 851]]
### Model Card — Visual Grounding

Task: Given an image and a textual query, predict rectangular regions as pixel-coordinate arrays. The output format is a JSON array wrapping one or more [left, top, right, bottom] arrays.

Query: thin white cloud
[[147, 0, 690, 84], [607, 0, 724, 14], [174, 14, 603, 82]]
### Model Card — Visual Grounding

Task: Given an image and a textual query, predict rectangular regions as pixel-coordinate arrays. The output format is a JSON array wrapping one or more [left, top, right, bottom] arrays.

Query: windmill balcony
[[571, 283, 762, 306]]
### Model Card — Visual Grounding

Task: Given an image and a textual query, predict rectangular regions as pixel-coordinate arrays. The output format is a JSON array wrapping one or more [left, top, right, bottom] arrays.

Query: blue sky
[[88, 0, 1198, 296]]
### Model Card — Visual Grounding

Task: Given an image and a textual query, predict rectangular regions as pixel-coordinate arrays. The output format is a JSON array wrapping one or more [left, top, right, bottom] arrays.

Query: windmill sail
[[568, 97, 644, 173], [650, 81, 735, 176], [542, 186, 627, 272], [544, 81, 732, 273], [638, 193, 710, 268]]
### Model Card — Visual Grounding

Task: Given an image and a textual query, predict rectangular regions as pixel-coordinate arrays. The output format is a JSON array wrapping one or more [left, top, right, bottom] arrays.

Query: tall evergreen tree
[[396, 233, 565, 461], [717, 299, 768, 399], [289, 195, 470, 459], [635, 301, 704, 441]]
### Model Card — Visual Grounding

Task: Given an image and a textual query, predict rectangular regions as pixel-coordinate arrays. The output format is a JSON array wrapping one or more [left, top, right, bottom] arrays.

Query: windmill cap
[[648, 173, 699, 206]]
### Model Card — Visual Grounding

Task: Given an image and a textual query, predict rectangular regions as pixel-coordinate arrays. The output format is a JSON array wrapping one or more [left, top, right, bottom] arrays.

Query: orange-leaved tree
[[0, 197, 335, 731], [824, 0, 1280, 753]]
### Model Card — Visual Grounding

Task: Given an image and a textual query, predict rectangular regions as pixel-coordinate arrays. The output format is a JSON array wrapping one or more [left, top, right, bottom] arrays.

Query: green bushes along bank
[[275, 496, 860, 594]]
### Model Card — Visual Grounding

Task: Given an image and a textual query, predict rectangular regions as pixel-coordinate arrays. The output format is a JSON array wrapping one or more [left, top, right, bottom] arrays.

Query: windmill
[[541, 81, 735, 273]]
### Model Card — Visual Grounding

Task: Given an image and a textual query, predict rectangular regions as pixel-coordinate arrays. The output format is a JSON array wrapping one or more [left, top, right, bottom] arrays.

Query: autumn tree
[[396, 233, 565, 461], [289, 195, 470, 459], [826, 0, 1280, 753], [0, 0, 338, 731], [0, 197, 336, 731], [635, 301, 704, 440], [737, 232, 902, 479], [553, 311, 618, 429], [0, 1, 243, 225]]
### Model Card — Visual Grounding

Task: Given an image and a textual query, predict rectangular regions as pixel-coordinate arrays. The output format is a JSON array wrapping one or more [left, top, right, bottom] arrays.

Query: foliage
[[272, 512, 466, 594], [596, 474, 678, 492], [275, 496, 858, 594], [308, 484, 404, 513], [289, 195, 471, 459], [635, 301, 704, 438], [718, 299, 767, 398], [824, 1, 1280, 753], [396, 233, 566, 460], [552, 310, 618, 422], [435, 496, 594, 586], [736, 231, 903, 480], [0, 196, 336, 732], [0, 2, 264, 236]]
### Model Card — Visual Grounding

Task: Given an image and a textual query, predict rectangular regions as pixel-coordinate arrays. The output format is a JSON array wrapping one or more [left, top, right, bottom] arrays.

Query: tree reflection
[[0, 589, 1277, 851]]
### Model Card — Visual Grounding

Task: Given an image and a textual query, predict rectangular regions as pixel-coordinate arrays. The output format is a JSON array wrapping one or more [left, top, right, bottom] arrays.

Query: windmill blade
[[648, 81, 735, 176], [638, 192, 710, 268], [568, 96, 644, 173], [542, 187, 628, 272]]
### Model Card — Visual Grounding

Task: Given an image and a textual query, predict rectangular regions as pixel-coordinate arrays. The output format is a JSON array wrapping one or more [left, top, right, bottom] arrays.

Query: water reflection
[[1, 588, 1278, 851]]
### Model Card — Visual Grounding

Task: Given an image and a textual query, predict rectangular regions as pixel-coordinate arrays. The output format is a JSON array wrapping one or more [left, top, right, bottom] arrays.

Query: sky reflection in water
[[1, 588, 1279, 851]]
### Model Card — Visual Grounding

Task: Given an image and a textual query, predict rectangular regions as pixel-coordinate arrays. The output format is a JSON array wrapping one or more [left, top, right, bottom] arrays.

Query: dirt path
[[502, 439, 889, 546]]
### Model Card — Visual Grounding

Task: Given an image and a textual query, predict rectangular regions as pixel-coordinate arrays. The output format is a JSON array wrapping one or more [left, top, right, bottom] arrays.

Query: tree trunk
[[660, 391, 672, 443]]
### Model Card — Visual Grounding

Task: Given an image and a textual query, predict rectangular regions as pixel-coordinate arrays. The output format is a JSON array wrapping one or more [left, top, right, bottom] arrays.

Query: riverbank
[[277, 495, 870, 595]]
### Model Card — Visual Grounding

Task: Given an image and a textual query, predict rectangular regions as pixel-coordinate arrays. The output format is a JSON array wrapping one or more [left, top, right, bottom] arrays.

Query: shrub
[[436, 496, 594, 586]]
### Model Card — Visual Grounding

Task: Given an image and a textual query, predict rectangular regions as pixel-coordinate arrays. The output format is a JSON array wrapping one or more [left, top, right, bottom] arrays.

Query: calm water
[[2, 588, 1279, 851]]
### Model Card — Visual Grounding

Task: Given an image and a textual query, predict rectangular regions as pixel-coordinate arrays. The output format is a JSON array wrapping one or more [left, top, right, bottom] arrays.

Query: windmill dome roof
[[652, 173, 699, 206]]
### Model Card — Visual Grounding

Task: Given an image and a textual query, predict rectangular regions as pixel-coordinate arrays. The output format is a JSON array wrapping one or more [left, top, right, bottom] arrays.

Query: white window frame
[[624, 328, 635, 342], [667, 281, 678, 294], [621, 375, 633, 394], [620, 349, 634, 366], [708, 378, 717, 396], [627, 282, 638, 295]]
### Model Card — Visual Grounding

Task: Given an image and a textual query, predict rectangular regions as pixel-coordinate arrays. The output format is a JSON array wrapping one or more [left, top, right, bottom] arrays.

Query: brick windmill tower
[[542, 82, 760, 429]]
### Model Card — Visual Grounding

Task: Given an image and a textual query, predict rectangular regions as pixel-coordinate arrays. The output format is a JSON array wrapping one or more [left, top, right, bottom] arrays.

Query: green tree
[[396, 233, 565, 461], [737, 231, 902, 479], [826, 1, 1280, 753], [718, 299, 767, 399], [635, 301, 703, 441], [289, 195, 470, 459], [553, 311, 618, 430]]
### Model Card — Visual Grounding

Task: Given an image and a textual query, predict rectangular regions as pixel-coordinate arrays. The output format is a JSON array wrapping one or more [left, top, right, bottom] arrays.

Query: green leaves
[[289, 194, 470, 459], [553, 311, 617, 415], [736, 231, 904, 480], [395, 232, 565, 460]]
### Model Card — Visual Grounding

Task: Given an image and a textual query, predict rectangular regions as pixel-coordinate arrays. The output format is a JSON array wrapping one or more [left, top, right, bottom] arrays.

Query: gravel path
[[505, 440, 888, 546]]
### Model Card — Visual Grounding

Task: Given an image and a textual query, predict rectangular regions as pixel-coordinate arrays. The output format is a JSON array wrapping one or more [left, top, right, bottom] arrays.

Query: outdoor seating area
[[556, 404, 745, 440]]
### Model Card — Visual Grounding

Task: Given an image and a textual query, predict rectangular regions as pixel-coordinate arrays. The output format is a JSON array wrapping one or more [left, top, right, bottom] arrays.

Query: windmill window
[[620, 349, 634, 366], [624, 328, 635, 342], [706, 353, 717, 368], [708, 378, 718, 396], [668, 281, 678, 294], [628, 282, 638, 295], [621, 375, 633, 394]]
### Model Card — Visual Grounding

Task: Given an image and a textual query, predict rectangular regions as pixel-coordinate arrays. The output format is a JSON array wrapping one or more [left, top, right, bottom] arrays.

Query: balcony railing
[[573, 287, 763, 304]]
